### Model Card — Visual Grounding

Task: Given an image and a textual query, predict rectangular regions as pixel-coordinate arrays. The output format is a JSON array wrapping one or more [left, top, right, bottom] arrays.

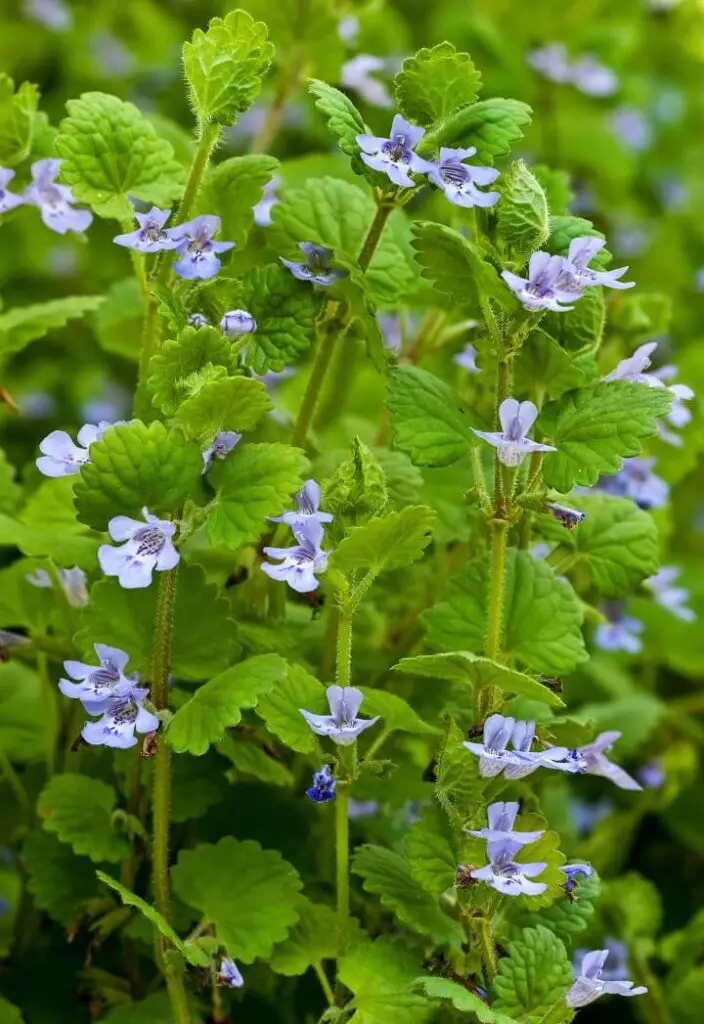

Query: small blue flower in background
[[270, 479, 333, 532], [113, 207, 181, 253], [188, 313, 210, 328], [253, 175, 280, 227], [300, 685, 379, 745], [638, 758, 665, 789], [471, 839, 548, 896], [594, 603, 644, 654], [98, 508, 180, 589], [602, 340, 694, 434], [342, 55, 392, 108], [454, 343, 481, 373], [599, 458, 669, 509], [467, 801, 545, 845], [570, 55, 619, 97], [217, 957, 244, 988], [570, 797, 612, 836], [36, 421, 118, 477], [560, 236, 634, 293], [610, 106, 653, 151], [82, 687, 160, 749], [426, 147, 499, 208], [172, 215, 234, 280], [502, 252, 575, 312], [262, 518, 329, 593], [202, 431, 241, 473], [565, 731, 642, 791], [603, 341, 658, 384], [472, 398, 557, 468], [567, 949, 646, 1008], [306, 764, 336, 803], [356, 114, 433, 188], [280, 242, 348, 286], [59, 643, 133, 713], [348, 798, 379, 820], [220, 310, 257, 338], [527, 43, 573, 84], [23, 0, 72, 31], [0, 168, 24, 214], [24, 159, 93, 235], [26, 565, 88, 607], [646, 566, 695, 621], [562, 863, 594, 898]]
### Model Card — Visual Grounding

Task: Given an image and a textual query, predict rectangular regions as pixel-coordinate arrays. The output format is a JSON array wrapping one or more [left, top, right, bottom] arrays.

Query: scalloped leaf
[[175, 375, 271, 441], [148, 326, 238, 417], [235, 263, 318, 373], [37, 774, 129, 863], [493, 926, 572, 1021], [394, 43, 482, 126], [387, 364, 478, 468], [395, 652, 564, 708]]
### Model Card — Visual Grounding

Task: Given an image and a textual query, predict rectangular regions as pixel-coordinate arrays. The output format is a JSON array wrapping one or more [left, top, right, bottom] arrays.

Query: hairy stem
[[485, 518, 509, 662], [477, 915, 498, 983], [335, 779, 350, 994]]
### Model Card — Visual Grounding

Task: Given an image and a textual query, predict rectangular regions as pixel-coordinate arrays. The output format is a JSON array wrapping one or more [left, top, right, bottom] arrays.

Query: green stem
[[358, 201, 393, 272], [313, 960, 335, 1006], [470, 448, 491, 514], [0, 750, 32, 818], [43, 559, 77, 638], [335, 780, 350, 974], [485, 519, 509, 661], [363, 726, 391, 762], [291, 315, 341, 449], [493, 357, 512, 517], [477, 915, 498, 983], [538, 998, 573, 1024]]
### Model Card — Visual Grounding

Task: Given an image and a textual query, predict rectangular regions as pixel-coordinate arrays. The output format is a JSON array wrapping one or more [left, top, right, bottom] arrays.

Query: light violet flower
[[188, 313, 210, 328], [59, 643, 132, 713], [471, 840, 547, 896], [262, 518, 329, 593], [565, 731, 642, 791], [348, 798, 379, 819], [356, 114, 433, 188], [22, 0, 72, 31], [467, 802, 544, 845], [527, 43, 572, 83], [501, 252, 575, 312], [26, 566, 88, 607], [306, 764, 336, 803], [220, 310, 257, 338], [571, 56, 619, 97], [598, 458, 669, 509], [571, 797, 613, 836], [280, 242, 348, 286], [463, 714, 571, 778], [638, 759, 665, 789], [548, 502, 586, 530], [610, 107, 653, 151], [253, 175, 280, 227], [300, 685, 379, 745], [594, 603, 644, 654], [172, 215, 234, 280], [562, 863, 594, 898], [646, 566, 695, 622], [24, 159, 93, 235], [473, 398, 556, 468], [217, 958, 244, 989], [567, 949, 646, 1009], [36, 421, 116, 477], [113, 207, 181, 253], [341, 55, 392, 108], [603, 341, 658, 384], [454, 343, 481, 373], [0, 168, 24, 214], [98, 508, 179, 589], [560, 236, 634, 293], [338, 14, 359, 44], [503, 718, 579, 779], [202, 431, 241, 472], [82, 687, 159, 749], [426, 147, 499, 208], [269, 479, 333, 532], [652, 364, 694, 445]]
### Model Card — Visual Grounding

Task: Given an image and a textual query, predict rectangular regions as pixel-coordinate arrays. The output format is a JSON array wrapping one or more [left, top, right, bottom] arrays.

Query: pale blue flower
[[82, 687, 159, 749], [571, 55, 619, 97], [562, 863, 593, 897], [269, 479, 333, 532], [253, 175, 279, 227], [610, 107, 653, 151], [342, 55, 392, 108], [473, 398, 556, 468], [24, 159, 93, 235], [527, 43, 572, 84], [356, 114, 434, 188], [220, 310, 257, 338], [202, 431, 241, 472], [560, 236, 634, 293], [22, 0, 72, 30], [0, 168, 24, 214], [502, 252, 576, 312], [348, 798, 379, 819], [471, 840, 547, 896], [306, 764, 336, 803], [98, 508, 179, 589], [603, 341, 658, 384], [463, 714, 573, 778], [26, 566, 88, 606], [59, 643, 132, 713], [280, 242, 348, 286], [454, 343, 481, 373], [646, 566, 695, 621], [467, 802, 544, 845], [36, 421, 117, 477], [595, 604, 644, 654], [426, 147, 499, 208], [599, 458, 669, 509], [567, 949, 646, 1008], [113, 207, 181, 253], [218, 958, 244, 988], [300, 685, 379, 745], [570, 797, 612, 835], [262, 518, 329, 593], [564, 731, 642, 791], [638, 759, 665, 788], [172, 215, 234, 280]]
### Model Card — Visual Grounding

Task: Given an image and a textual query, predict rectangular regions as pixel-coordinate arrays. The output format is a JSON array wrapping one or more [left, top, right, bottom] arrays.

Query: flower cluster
[[262, 480, 332, 593], [112, 208, 234, 280]]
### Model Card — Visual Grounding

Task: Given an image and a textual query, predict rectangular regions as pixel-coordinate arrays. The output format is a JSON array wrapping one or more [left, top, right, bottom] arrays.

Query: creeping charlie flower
[[59, 643, 132, 713], [26, 565, 88, 606], [270, 479, 333, 532], [594, 604, 644, 654], [472, 398, 556, 468], [217, 958, 244, 989], [562, 863, 594, 898], [220, 309, 257, 338], [98, 508, 179, 589], [598, 457, 669, 510], [300, 685, 379, 746], [306, 764, 336, 803], [262, 519, 329, 593], [341, 55, 392, 108], [646, 566, 695, 622], [36, 421, 117, 477], [113, 206, 181, 252], [453, 343, 481, 373], [463, 714, 576, 778], [567, 950, 647, 1009], [471, 840, 547, 896], [548, 502, 586, 530], [280, 242, 348, 286], [253, 175, 280, 227], [563, 731, 642, 791], [356, 114, 433, 188], [560, 236, 634, 293], [0, 167, 24, 214], [501, 251, 575, 312], [24, 159, 93, 234], [467, 801, 545, 845], [202, 431, 241, 472], [426, 147, 499, 208], [172, 215, 234, 280], [188, 313, 210, 328], [82, 687, 160, 749], [527, 43, 573, 84], [603, 340, 658, 384]]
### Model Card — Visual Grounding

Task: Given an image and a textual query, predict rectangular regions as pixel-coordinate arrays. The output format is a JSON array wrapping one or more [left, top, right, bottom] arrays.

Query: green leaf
[[421, 98, 532, 165], [0, 996, 24, 1024], [182, 11, 274, 125], [411, 220, 509, 308], [395, 652, 565, 708], [207, 441, 309, 550], [422, 549, 587, 675], [176, 375, 271, 442], [497, 160, 549, 264], [0, 450, 21, 514], [513, 871, 600, 944], [308, 79, 366, 158], [101, 994, 179, 1024], [270, 899, 336, 975], [171, 837, 302, 962], [94, 278, 144, 362], [360, 688, 437, 735], [24, 829, 99, 927], [387, 364, 478, 468], [540, 381, 673, 492], [547, 215, 604, 256], [329, 506, 435, 576], [171, 751, 229, 820], [601, 871, 663, 939], [532, 165, 573, 215], [0, 661, 58, 764], [236, 263, 318, 373], [493, 926, 573, 1021], [669, 967, 704, 1024], [0, 295, 105, 362], [76, 564, 236, 681], [545, 287, 605, 352], [436, 719, 484, 822], [510, 820, 565, 910], [610, 292, 672, 337], [403, 804, 458, 896], [0, 478, 98, 569], [37, 774, 129, 863], [219, 735, 293, 787], [74, 420, 203, 530], [513, 329, 590, 400], [167, 654, 288, 755], [148, 325, 238, 417], [238, 0, 344, 79], [255, 663, 326, 754], [0, 74, 39, 166], [394, 43, 482, 126], [196, 154, 279, 248], [413, 976, 516, 1024], [97, 872, 208, 966], [324, 438, 388, 528], [338, 937, 432, 1024], [56, 92, 185, 220]]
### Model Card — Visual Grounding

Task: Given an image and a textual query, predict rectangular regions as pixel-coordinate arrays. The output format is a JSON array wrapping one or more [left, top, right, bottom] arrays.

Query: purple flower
[[567, 949, 646, 1008], [348, 798, 379, 819], [24, 159, 92, 235], [463, 714, 573, 778], [471, 840, 547, 896], [22, 0, 72, 31], [36, 421, 116, 477], [26, 566, 88, 606], [652, 364, 694, 445], [356, 114, 434, 188], [98, 508, 180, 589], [646, 566, 695, 622], [217, 958, 244, 989], [82, 687, 159, 749], [548, 502, 586, 530], [269, 479, 333, 532], [253, 175, 280, 228], [560, 236, 634, 293], [562, 863, 594, 897], [59, 643, 132, 713], [502, 252, 576, 312], [527, 43, 573, 83], [454, 343, 481, 373], [638, 759, 665, 789], [426, 147, 499, 208], [280, 242, 348, 286], [306, 764, 336, 803], [188, 313, 210, 328], [202, 431, 241, 473], [594, 605, 644, 654], [467, 801, 545, 845], [570, 797, 612, 835], [0, 168, 24, 214], [220, 310, 257, 338], [300, 685, 379, 746], [262, 518, 329, 593], [603, 341, 658, 384], [567, 731, 642, 791], [610, 107, 653, 151], [600, 938, 630, 981], [113, 207, 181, 253], [599, 458, 669, 509], [571, 56, 619, 97], [172, 215, 234, 280], [472, 398, 556, 468], [342, 55, 392, 108]]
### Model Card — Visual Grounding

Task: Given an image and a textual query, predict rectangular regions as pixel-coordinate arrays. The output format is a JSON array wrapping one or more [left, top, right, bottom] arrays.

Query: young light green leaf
[[540, 381, 673, 492], [148, 325, 238, 416], [513, 329, 591, 400], [421, 98, 532, 164], [511, 819, 566, 910], [497, 160, 549, 264], [167, 654, 288, 755], [387, 364, 478, 468], [394, 43, 482, 126], [532, 165, 573, 215], [196, 154, 279, 247], [182, 11, 274, 125], [176, 375, 271, 441], [171, 837, 303, 963], [235, 263, 318, 373], [411, 220, 509, 308], [493, 926, 573, 1021], [270, 899, 337, 975], [0, 996, 25, 1024], [329, 506, 435, 576], [0, 478, 98, 568], [547, 215, 604, 256], [413, 976, 516, 1024], [37, 774, 129, 863], [0, 75, 39, 166], [323, 437, 388, 527], [339, 937, 432, 1024], [308, 79, 366, 158], [0, 295, 105, 362], [395, 652, 565, 708], [360, 688, 437, 735], [255, 663, 326, 755], [24, 830, 99, 927], [56, 92, 185, 219]]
